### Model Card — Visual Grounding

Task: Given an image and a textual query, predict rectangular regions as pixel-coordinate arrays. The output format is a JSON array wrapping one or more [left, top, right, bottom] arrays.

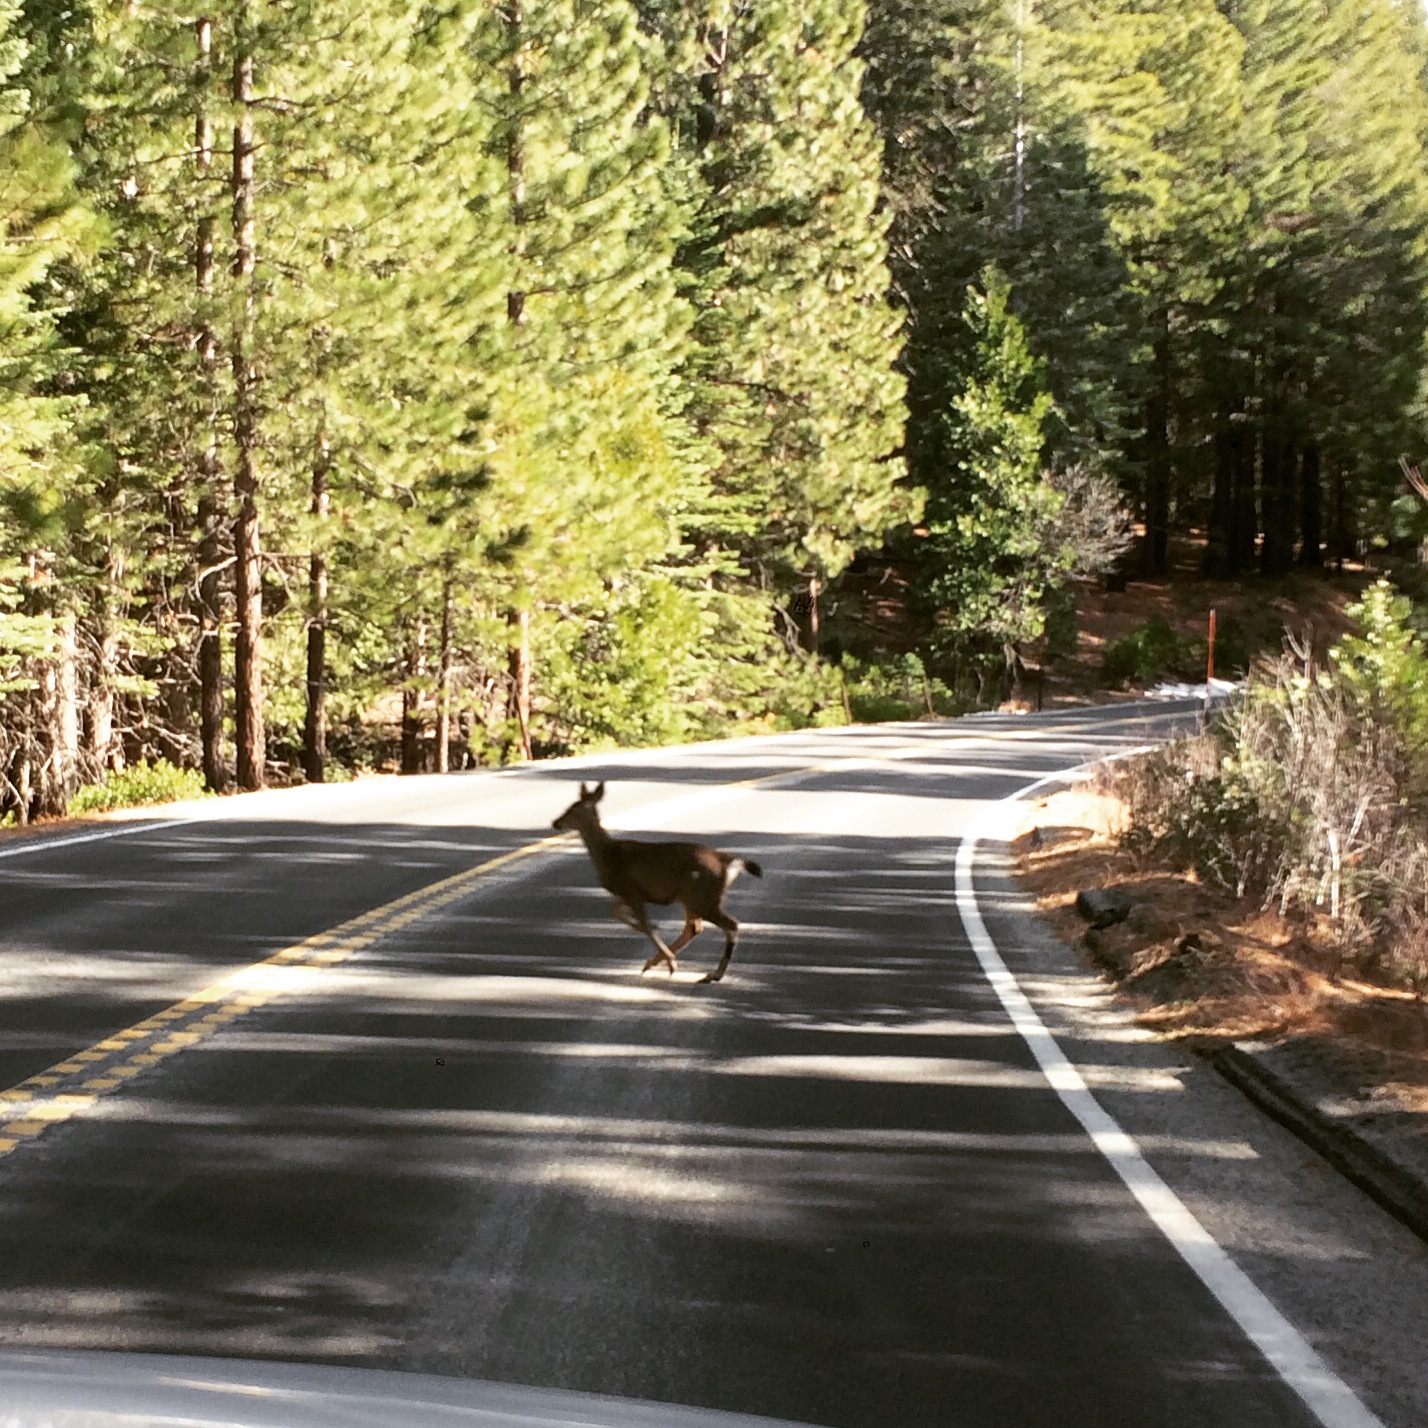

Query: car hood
[[0, 1349, 824, 1428]]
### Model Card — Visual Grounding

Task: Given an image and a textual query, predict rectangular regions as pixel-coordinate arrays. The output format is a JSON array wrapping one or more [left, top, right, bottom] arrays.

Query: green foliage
[[865, 0, 1428, 586], [921, 267, 1064, 667], [1118, 742, 1295, 901], [0, 565, 57, 693], [13, 0, 1428, 792], [650, 0, 915, 610], [690, 650, 844, 737], [1042, 588, 1079, 662], [841, 653, 961, 723], [69, 760, 209, 813], [1100, 615, 1194, 686], [538, 576, 708, 755], [1331, 579, 1428, 757]]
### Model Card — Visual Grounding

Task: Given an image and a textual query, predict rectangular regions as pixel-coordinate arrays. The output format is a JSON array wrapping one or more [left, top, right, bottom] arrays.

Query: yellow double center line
[[0, 833, 565, 1160], [0, 726, 1133, 1162]]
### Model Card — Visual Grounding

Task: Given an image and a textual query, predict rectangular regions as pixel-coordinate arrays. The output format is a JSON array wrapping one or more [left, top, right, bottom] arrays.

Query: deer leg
[[610, 899, 643, 932], [640, 928, 679, 976], [625, 901, 678, 975], [699, 911, 739, 984], [666, 913, 703, 957]]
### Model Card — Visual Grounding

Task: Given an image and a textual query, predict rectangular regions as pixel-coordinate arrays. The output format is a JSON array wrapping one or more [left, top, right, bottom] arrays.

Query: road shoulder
[[969, 826, 1428, 1428]]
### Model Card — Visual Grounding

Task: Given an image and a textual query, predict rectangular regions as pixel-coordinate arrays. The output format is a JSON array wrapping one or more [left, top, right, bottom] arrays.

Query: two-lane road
[[2, 708, 1426, 1427]]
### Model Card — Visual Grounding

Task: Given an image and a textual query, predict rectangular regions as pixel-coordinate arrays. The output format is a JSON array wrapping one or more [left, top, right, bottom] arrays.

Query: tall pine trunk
[[1230, 420, 1257, 573], [302, 235, 337, 784], [1205, 419, 1234, 576], [231, 31, 265, 790], [400, 618, 428, 775], [195, 15, 227, 792], [435, 575, 453, 774], [42, 615, 80, 816], [501, 0, 532, 761], [1141, 323, 1171, 576], [1259, 424, 1295, 576], [1331, 462, 1354, 573], [507, 607, 532, 761], [1298, 441, 1323, 569], [302, 434, 330, 783]]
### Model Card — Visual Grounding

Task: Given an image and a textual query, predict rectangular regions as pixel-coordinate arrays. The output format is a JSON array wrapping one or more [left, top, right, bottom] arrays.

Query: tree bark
[[435, 575, 453, 774], [86, 555, 124, 774], [1141, 324, 1171, 576], [1331, 462, 1354, 573], [1205, 420, 1234, 577], [1298, 441, 1323, 569], [1259, 428, 1295, 576], [55, 616, 80, 810], [500, 3, 532, 761], [302, 435, 330, 783], [507, 606, 532, 761], [231, 35, 264, 790], [1230, 421, 1257, 574], [400, 618, 428, 775], [195, 15, 227, 792], [505, 0, 526, 327]]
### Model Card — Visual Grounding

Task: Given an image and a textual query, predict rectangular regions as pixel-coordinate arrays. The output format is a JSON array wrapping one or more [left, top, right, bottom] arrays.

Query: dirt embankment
[[1015, 789, 1428, 1116], [1039, 539, 1365, 705]]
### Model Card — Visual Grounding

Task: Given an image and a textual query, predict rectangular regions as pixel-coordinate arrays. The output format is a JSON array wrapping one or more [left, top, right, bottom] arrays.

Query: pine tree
[[440, 0, 702, 759], [0, 0, 95, 818], [921, 267, 1064, 685], [1059, 0, 1249, 573], [646, 0, 913, 650], [56, 0, 518, 784], [1218, 0, 1428, 574]]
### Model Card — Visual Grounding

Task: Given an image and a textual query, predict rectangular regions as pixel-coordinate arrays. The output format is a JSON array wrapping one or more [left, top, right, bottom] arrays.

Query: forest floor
[[1035, 532, 1367, 704]]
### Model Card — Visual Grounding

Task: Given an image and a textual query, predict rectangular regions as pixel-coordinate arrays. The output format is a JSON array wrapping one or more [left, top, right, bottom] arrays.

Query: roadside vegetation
[[66, 760, 211, 816], [1118, 582, 1428, 994], [1019, 578, 1428, 1110]]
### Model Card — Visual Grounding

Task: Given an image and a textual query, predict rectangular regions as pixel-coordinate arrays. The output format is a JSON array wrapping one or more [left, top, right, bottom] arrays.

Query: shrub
[[1042, 588, 1079, 661], [69, 760, 210, 814], [1101, 615, 1194, 686], [841, 653, 962, 723], [1113, 586, 1428, 988]]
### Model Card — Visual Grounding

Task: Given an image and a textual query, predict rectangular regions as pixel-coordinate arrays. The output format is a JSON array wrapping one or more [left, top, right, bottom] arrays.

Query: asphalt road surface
[[3, 706, 1428, 1428]]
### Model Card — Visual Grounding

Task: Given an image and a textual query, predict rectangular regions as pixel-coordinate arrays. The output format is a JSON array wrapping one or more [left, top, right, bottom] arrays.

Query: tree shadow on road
[[0, 812, 1312, 1428]]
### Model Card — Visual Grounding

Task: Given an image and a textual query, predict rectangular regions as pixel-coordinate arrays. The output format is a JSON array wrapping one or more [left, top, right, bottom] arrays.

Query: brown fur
[[552, 781, 762, 983]]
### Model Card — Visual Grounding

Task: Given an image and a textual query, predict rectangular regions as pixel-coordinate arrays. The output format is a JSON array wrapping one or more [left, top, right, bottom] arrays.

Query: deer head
[[552, 781, 605, 833]]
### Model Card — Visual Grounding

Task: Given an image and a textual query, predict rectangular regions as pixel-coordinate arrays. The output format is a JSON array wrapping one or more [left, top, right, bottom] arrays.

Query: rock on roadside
[[1075, 886, 1132, 929]]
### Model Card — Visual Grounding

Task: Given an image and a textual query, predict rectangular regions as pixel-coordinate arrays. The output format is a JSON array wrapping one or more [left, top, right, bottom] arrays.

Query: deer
[[552, 781, 763, 983]]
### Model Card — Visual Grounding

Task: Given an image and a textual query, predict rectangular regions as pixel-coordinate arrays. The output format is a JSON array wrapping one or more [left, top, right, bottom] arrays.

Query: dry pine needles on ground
[[1014, 789, 1428, 1114]]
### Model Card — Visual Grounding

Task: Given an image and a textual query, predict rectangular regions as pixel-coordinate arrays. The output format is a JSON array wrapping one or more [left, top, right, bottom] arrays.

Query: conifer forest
[[3, 0, 1428, 816]]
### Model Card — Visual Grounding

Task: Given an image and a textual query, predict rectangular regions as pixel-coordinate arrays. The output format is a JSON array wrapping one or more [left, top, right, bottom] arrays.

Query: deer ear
[[592, 781, 606, 802], [578, 781, 591, 798]]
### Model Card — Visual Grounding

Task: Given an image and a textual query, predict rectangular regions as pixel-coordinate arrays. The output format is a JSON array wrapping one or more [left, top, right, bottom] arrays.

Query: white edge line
[[955, 756, 1386, 1428], [0, 818, 197, 862]]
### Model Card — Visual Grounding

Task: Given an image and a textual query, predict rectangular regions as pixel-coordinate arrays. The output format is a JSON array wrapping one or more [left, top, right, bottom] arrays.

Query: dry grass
[[1015, 788, 1428, 1114]]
